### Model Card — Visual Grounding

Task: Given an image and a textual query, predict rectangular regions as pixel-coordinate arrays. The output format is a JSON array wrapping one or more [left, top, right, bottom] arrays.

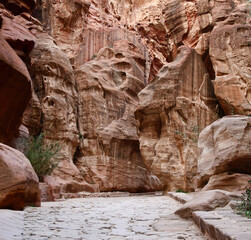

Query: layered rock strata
[[210, 3, 251, 115], [75, 45, 162, 192], [135, 46, 218, 192], [26, 0, 163, 194], [5, 0, 248, 196], [15, 15, 97, 195]]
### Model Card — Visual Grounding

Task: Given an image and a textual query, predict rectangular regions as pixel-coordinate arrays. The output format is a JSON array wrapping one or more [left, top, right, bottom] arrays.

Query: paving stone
[[22, 195, 206, 239], [193, 210, 251, 240]]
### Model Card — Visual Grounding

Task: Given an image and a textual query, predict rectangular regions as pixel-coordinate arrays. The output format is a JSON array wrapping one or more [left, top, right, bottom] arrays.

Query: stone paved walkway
[[22, 195, 206, 240]]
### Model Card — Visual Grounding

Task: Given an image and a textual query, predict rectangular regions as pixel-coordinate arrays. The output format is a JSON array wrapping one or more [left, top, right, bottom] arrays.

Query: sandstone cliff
[[0, 0, 250, 200]]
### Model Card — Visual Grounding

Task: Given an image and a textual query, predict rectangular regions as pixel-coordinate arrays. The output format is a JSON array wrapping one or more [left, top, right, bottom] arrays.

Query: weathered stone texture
[[2, 0, 247, 197], [210, 13, 251, 115], [75, 45, 162, 192], [24, 20, 97, 195], [197, 116, 251, 189], [135, 46, 218, 192], [0, 143, 40, 210], [0, 0, 36, 15], [175, 190, 230, 219]]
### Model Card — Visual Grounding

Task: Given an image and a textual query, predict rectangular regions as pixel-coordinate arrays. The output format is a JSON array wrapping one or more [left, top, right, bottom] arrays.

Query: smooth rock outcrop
[[197, 116, 251, 189], [202, 172, 251, 193], [175, 190, 230, 219], [135, 46, 218, 192], [75, 45, 162, 192], [0, 143, 40, 210], [0, 35, 31, 144]]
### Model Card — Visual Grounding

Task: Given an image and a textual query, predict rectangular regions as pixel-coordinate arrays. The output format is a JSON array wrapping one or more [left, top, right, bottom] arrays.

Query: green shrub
[[176, 189, 187, 193], [237, 180, 251, 218], [24, 133, 60, 182], [91, 54, 97, 60]]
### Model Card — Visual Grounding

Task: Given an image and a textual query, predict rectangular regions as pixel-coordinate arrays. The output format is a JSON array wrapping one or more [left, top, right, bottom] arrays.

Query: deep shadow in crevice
[[202, 49, 215, 80], [73, 145, 83, 166]]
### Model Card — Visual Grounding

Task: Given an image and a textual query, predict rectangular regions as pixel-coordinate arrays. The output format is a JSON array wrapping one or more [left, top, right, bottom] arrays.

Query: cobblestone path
[[23, 195, 206, 240]]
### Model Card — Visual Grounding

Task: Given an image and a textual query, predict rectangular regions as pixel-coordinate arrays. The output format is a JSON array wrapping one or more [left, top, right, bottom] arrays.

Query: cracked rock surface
[[23, 195, 205, 240]]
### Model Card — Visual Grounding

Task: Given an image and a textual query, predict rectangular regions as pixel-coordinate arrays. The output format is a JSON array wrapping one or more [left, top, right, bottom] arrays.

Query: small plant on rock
[[237, 179, 251, 218], [176, 189, 187, 193], [91, 54, 97, 60], [24, 133, 61, 182]]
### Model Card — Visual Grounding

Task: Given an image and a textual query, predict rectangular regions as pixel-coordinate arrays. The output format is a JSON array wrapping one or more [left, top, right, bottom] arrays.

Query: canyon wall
[[0, 0, 40, 209], [0, 0, 250, 200]]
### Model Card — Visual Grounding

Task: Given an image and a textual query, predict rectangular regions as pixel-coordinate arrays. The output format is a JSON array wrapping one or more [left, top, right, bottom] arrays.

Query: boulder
[[175, 190, 230, 218], [197, 116, 251, 188], [0, 143, 40, 210], [202, 172, 251, 193]]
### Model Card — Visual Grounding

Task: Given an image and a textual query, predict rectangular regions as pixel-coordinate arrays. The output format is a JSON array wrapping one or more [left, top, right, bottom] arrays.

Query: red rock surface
[[75, 45, 162, 192], [135, 46, 218, 192], [210, 3, 251, 115], [0, 35, 31, 144], [197, 116, 251, 189], [0, 0, 249, 198], [0, 143, 40, 210], [0, 0, 36, 15]]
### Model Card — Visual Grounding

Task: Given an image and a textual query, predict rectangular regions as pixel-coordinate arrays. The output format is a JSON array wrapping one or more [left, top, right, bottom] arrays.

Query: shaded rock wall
[[210, 3, 251, 115], [0, 5, 33, 144], [0, 2, 40, 209], [25, 0, 163, 195]]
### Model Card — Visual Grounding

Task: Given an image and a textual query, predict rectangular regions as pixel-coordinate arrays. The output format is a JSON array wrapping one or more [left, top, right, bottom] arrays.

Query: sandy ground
[[0, 209, 24, 240]]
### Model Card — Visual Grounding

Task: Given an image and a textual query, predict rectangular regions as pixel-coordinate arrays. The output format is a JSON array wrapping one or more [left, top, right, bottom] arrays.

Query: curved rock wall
[[0, 2, 40, 209], [1, 0, 250, 199], [75, 45, 162, 192], [26, 0, 250, 195]]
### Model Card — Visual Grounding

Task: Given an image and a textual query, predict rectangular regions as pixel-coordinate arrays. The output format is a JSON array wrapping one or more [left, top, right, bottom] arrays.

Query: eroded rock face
[[0, 143, 40, 210], [21, 19, 98, 195], [135, 46, 218, 192], [109, 0, 215, 81], [197, 116, 251, 189], [75, 45, 162, 192], [12, 0, 249, 196], [0, 0, 36, 15], [210, 2, 251, 115]]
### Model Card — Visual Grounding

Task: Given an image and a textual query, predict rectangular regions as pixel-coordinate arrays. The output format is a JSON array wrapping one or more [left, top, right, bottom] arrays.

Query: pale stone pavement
[[22, 195, 206, 240]]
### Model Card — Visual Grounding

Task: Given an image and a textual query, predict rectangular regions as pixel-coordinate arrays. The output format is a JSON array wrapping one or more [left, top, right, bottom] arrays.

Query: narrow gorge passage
[[23, 195, 206, 240]]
